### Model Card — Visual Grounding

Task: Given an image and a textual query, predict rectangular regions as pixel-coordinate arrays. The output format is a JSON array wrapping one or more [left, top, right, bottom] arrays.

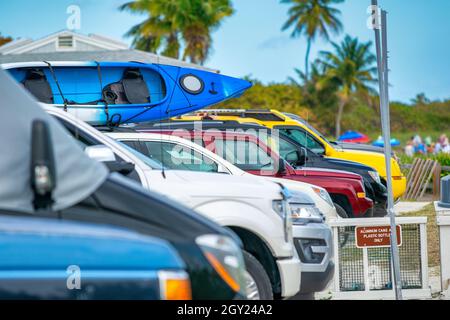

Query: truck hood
[[263, 177, 315, 204], [294, 167, 363, 180], [330, 141, 385, 153], [329, 148, 402, 177], [143, 169, 283, 201], [322, 157, 377, 172]]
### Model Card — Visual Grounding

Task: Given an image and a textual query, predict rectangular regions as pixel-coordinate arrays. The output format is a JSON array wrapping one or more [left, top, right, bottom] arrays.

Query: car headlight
[[312, 186, 334, 208], [368, 170, 381, 184], [196, 235, 246, 295], [289, 204, 325, 225], [273, 199, 293, 243]]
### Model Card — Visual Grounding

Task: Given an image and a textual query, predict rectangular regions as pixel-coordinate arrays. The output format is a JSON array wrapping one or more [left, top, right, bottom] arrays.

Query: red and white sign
[[355, 225, 402, 248]]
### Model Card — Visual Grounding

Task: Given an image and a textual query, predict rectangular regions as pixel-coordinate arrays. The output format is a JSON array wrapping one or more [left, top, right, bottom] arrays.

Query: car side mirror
[[277, 158, 286, 175], [104, 161, 135, 175], [296, 148, 307, 166], [285, 149, 307, 167], [84, 145, 135, 175], [84, 145, 116, 162], [30, 119, 56, 210]]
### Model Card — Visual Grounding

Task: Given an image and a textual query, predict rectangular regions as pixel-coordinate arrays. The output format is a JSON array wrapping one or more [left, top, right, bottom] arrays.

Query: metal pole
[[370, 0, 403, 299], [381, 9, 403, 300]]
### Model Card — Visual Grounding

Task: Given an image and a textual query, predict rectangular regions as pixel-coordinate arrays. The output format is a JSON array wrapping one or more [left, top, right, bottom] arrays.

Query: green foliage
[[0, 33, 12, 47], [219, 80, 314, 119], [389, 101, 450, 133], [281, 0, 343, 77], [120, 0, 234, 64], [317, 35, 378, 137], [216, 79, 450, 143]]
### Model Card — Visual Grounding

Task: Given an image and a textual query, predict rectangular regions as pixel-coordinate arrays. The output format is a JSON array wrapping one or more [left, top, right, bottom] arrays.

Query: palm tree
[[180, 0, 234, 64], [411, 93, 430, 106], [317, 35, 377, 138], [0, 33, 12, 47], [120, 0, 181, 58], [281, 0, 343, 79], [120, 0, 234, 65]]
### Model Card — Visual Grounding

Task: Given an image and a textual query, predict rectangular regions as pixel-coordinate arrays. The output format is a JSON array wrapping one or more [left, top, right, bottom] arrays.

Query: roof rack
[[182, 108, 272, 116]]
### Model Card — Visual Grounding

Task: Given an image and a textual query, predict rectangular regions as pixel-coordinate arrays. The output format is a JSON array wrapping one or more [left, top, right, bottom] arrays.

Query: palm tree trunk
[[335, 98, 346, 138], [305, 38, 312, 79]]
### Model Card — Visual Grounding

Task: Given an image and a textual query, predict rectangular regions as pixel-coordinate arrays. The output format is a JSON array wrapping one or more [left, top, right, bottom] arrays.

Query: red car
[[142, 128, 374, 218]]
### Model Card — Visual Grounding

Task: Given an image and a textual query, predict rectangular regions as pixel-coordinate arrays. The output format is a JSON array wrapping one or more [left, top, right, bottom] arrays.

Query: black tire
[[335, 203, 350, 218], [335, 204, 352, 248], [243, 251, 273, 300], [288, 292, 315, 300]]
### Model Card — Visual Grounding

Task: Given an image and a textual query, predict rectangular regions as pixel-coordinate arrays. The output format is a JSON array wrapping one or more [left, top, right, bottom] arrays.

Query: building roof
[[0, 49, 217, 73], [0, 30, 128, 54], [0, 30, 218, 73]]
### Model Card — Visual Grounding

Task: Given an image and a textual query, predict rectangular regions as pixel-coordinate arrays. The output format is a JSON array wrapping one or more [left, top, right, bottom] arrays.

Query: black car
[[58, 174, 246, 300], [135, 120, 388, 217]]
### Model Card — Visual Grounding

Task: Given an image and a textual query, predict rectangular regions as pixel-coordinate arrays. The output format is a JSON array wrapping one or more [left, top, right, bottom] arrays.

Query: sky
[[0, 0, 449, 103]]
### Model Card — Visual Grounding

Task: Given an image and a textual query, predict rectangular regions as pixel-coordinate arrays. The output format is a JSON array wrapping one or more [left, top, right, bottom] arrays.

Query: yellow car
[[175, 109, 407, 200]]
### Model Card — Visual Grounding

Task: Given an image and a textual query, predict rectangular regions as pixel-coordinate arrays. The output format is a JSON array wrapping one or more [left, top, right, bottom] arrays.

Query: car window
[[277, 136, 299, 160], [278, 128, 325, 155], [54, 117, 101, 148], [116, 141, 164, 169], [142, 141, 218, 173], [215, 138, 274, 171]]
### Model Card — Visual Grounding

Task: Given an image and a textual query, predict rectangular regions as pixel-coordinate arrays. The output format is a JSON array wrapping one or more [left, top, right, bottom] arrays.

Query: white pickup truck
[[45, 106, 307, 300], [106, 131, 336, 298]]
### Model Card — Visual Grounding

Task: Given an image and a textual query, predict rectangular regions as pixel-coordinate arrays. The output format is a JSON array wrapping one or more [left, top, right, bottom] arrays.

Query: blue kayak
[[2, 61, 252, 125]]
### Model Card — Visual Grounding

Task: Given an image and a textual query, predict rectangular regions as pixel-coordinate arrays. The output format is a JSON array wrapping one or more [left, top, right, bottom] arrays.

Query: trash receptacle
[[435, 175, 450, 296]]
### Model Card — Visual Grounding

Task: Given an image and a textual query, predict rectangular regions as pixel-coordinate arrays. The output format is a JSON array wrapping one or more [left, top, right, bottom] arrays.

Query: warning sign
[[355, 225, 402, 248]]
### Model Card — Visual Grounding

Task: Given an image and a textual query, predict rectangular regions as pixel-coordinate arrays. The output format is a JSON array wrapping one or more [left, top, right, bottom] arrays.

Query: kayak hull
[[3, 61, 251, 125]]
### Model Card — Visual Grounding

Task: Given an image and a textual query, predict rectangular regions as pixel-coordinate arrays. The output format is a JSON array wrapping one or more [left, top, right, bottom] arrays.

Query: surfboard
[[2, 61, 252, 125]]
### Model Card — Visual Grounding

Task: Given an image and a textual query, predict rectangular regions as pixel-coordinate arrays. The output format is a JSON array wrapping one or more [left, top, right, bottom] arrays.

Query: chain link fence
[[330, 217, 431, 299]]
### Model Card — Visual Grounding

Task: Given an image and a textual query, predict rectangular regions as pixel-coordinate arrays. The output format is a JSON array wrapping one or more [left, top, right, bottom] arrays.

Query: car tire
[[335, 203, 349, 218], [288, 292, 315, 300], [335, 204, 353, 248], [243, 251, 273, 300]]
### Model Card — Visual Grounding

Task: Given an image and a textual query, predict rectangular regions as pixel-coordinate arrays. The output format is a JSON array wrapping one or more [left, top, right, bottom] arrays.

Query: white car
[[105, 131, 336, 297], [46, 106, 303, 300], [107, 132, 338, 219]]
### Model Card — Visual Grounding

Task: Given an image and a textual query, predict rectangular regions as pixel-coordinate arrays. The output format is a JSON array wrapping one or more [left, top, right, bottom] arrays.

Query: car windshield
[[141, 140, 219, 173], [117, 141, 165, 170], [214, 138, 275, 171], [283, 112, 331, 143]]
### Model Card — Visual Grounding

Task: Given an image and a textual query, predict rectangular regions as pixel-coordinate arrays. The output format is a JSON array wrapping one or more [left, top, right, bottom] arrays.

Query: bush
[[217, 80, 450, 139]]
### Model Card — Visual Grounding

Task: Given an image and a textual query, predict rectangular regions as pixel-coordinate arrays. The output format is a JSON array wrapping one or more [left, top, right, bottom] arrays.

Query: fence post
[[333, 226, 340, 293], [420, 222, 429, 290], [433, 164, 442, 199]]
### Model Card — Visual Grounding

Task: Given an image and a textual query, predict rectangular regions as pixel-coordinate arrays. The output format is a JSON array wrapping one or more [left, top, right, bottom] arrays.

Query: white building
[[0, 30, 217, 72]]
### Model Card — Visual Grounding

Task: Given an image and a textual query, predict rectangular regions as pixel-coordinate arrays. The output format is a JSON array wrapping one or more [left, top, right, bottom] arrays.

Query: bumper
[[373, 202, 388, 217], [276, 256, 302, 298], [366, 180, 388, 216], [390, 176, 407, 200], [300, 262, 335, 294], [354, 197, 374, 218], [292, 222, 334, 294]]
